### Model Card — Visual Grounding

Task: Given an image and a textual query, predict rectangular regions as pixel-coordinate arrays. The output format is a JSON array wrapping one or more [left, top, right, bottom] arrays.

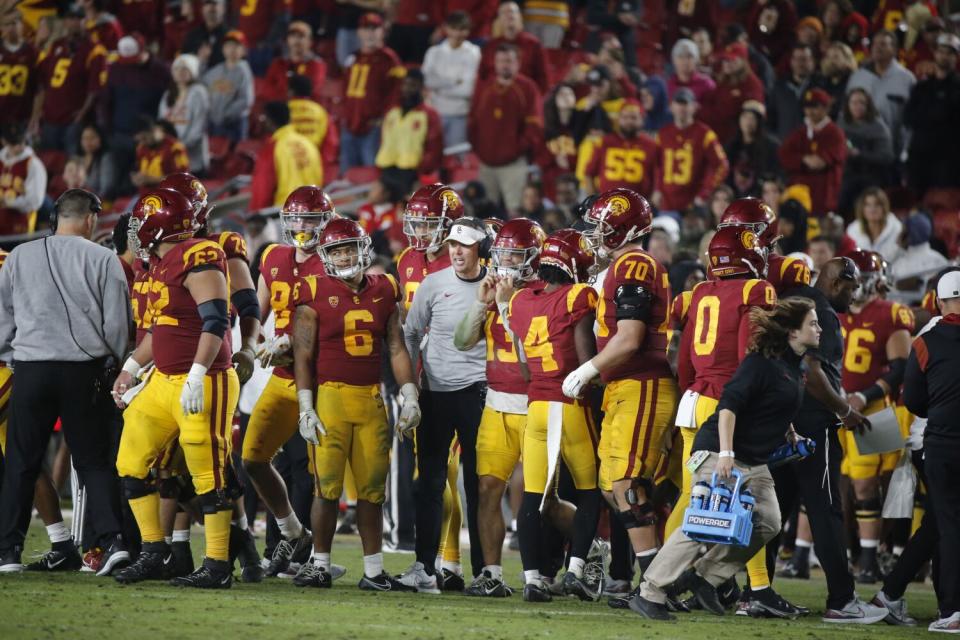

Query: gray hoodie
[[203, 60, 254, 126]]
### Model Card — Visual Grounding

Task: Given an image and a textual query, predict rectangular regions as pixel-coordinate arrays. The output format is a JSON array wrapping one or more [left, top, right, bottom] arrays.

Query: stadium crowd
[[0, 0, 959, 634]]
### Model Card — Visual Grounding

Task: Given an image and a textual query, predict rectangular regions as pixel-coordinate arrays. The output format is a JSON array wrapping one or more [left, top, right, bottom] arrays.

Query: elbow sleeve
[[198, 299, 229, 338], [231, 288, 260, 321], [614, 285, 653, 323]]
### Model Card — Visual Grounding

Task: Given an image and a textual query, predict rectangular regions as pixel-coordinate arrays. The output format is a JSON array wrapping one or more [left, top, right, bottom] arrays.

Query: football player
[[242, 186, 334, 576], [291, 218, 422, 591], [112, 188, 240, 588], [562, 188, 677, 588], [839, 249, 913, 584], [507, 229, 601, 603], [398, 182, 468, 588], [454, 218, 545, 597]]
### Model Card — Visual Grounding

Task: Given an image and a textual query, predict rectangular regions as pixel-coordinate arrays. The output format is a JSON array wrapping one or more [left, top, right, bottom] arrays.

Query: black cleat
[[229, 525, 263, 583], [464, 570, 511, 597], [629, 594, 677, 621], [717, 576, 741, 608], [0, 545, 23, 573], [857, 564, 880, 584], [25, 543, 82, 572], [170, 541, 194, 578], [609, 584, 642, 609], [97, 535, 131, 577], [689, 572, 725, 615], [170, 558, 232, 589], [666, 595, 691, 613], [562, 571, 601, 602], [292, 561, 332, 588], [777, 560, 810, 580], [114, 544, 174, 584], [359, 572, 417, 592], [522, 581, 553, 603], [265, 530, 312, 577], [439, 568, 465, 592], [747, 586, 802, 619]]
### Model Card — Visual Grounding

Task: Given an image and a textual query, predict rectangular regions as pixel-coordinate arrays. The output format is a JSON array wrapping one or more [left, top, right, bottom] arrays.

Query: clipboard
[[852, 406, 905, 455]]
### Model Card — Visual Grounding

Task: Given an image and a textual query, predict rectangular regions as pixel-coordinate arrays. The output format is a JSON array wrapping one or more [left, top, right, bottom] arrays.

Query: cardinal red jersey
[[213, 231, 248, 262], [131, 260, 152, 346], [136, 137, 190, 191], [260, 243, 326, 379], [0, 153, 34, 234], [597, 249, 672, 383], [343, 46, 405, 135], [301, 273, 401, 386], [654, 121, 728, 212], [85, 14, 123, 51], [670, 289, 694, 330], [235, 0, 292, 46], [584, 132, 659, 196], [483, 283, 543, 395], [508, 283, 597, 403], [841, 298, 915, 393], [37, 36, 106, 124], [396, 246, 451, 311], [680, 278, 776, 398], [262, 56, 326, 103], [148, 239, 232, 375], [766, 253, 812, 295], [0, 42, 38, 124]]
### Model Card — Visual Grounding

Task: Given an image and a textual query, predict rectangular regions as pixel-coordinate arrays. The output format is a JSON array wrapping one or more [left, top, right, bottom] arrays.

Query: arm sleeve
[[9, 156, 47, 213], [858, 121, 895, 165], [902, 341, 928, 418], [453, 301, 488, 351], [717, 354, 766, 416], [403, 277, 431, 366], [777, 130, 806, 172], [817, 126, 847, 167], [101, 252, 132, 359]]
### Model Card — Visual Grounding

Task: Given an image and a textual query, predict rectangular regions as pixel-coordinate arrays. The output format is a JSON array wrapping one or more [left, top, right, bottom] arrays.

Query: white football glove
[[256, 334, 292, 368], [297, 389, 325, 445], [562, 360, 599, 399], [180, 363, 207, 415], [396, 383, 421, 438]]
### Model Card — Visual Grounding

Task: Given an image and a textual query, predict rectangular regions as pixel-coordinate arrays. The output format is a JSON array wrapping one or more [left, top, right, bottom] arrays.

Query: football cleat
[[395, 561, 441, 594], [97, 535, 131, 577], [629, 594, 677, 621], [522, 580, 553, 603], [776, 559, 810, 579], [25, 544, 82, 572], [229, 524, 263, 583], [609, 584, 642, 609], [265, 530, 312, 577], [170, 558, 233, 589], [171, 541, 195, 578], [464, 570, 511, 598], [439, 568, 465, 592], [0, 546, 23, 573], [114, 544, 174, 584], [717, 576, 742, 608], [292, 560, 332, 588], [871, 591, 917, 626], [603, 578, 631, 597], [359, 572, 417, 592], [562, 571, 601, 602], [745, 586, 802, 619]]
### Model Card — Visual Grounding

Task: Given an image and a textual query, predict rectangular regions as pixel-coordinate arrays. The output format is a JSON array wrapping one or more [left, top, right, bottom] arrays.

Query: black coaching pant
[[0, 360, 123, 551], [923, 433, 960, 617], [415, 383, 485, 577]]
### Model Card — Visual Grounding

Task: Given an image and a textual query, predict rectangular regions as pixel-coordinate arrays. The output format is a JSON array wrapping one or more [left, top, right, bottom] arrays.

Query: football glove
[[562, 360, 599, 399], [256, 334, 292, 368], [396, 383, 421, 438], [180, 363, 207, 415], [232, 346, 256, 384], [297, 389, 325, 444]]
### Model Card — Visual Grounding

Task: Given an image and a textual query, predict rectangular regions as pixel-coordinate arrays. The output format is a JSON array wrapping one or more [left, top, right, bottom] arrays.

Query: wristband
[[840, 403, 853, 419], [718, 450, 735, 458], [122, 356, 142, 377], [578, 359, 600, 381], [297, 389, 314, 414], [861, 385, 884, 403], [187, 363, 208, 382], [400, 382, 419, 404]]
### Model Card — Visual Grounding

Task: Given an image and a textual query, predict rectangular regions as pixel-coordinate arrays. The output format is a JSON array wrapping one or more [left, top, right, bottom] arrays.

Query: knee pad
[[197, 489, 233, 515], [855, 497, 882, 522], [625, 476, 653, 506], [178, 478, 197, 504], [158, 477, 181, 500], [122, 476, 156, 501], [224, 463, 244, 501], [617, 502, 658, 529]]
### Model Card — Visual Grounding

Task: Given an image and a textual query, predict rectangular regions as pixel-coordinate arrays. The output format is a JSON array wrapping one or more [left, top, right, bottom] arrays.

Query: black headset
[[455, 217, 493, 260], [51, 188, 103, 232]]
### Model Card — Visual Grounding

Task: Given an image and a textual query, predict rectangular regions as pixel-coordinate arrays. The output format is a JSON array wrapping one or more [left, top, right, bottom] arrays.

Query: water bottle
[[710, 482, 732, 512], [739, 488, 755, 513], [691, 481, 712, 510]]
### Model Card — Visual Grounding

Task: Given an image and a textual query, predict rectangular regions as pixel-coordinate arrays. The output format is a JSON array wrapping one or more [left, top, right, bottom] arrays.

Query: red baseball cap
[[803, 88, 831, 107], [719, 42, 748, 62], [224, 30, 247, 47], [619, 98, 644, 114], [359, 12, 384, 28]]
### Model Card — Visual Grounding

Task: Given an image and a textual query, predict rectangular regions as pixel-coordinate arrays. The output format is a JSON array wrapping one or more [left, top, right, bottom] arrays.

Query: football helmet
[[128, 188, 196, 260], [318, 218, 372, 280], [159, 172, 208, 228], [281, 186, 336, 250], [847, 248, 888, 303], [707, 225, 768, 279], [540, 229, 596, 284], [582, 188, 653, 258], [718, 197, 781, 250], [491, 218, 546, 283], [402, 183, 464, 252]]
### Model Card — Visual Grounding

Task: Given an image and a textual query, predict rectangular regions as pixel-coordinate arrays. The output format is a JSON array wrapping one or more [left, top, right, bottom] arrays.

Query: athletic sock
[[363, 553, 383, 578], [129, 493, 164, 544], [568, 557, 585, 578], [46, 521, 71, 544], [172, 529, 191, 543], [312, 552, 331, 571], [860, 540, 879, 568], [203, 509, 232, 562], [232, 514, 248, 531], [484, 564, 503, 580], [523, 569, 542, 584], [635, 548, 658, 577], [794, 540, 811, 567], [746, 549, 770, 589], [276, 512, 303, 539], [440, 560, 462, 575], [164, 536, 173, 545]]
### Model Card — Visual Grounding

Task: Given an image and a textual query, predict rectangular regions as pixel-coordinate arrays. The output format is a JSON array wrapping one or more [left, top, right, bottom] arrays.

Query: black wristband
[[862, 384, 885, 403]]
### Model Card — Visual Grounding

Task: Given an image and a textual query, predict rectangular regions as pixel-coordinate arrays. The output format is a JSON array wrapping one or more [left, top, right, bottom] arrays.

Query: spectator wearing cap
[[904, 16, 946, 79], [97, 33, 170, 194], [837, 87, 894, 215], [478, 2, 549, 93], [250, 101, 322, 210], [374, 69, 443, 194], [778, 88, 847, 215], [652, 88, 728, 213], [720, 22, 776, 93], [582, 99, 658, 196], [288, 75, 338, 168], [820, 42, 858, 119], [29, 6, 106, 156], [261, 20, 327, 104], [81, 0, 123, 52], [159, 54, 210, 174], [795, 16, 824, 52], [203, 30, 255, 142], [667, 38, 715, 103], [387, 0, 442, 63], [904, 33, 960, 196], [182, 0, 228, 71], [724, 100, 781, 191], [769, 44, 822, 142], [700, 41, 765, 145], [847, 30, 916, 157], [130, 117, 189, 194], [903, 270, 960, 633], [0, 122, 46, 235], [468, 43, 542, 215], [422, 11, 481, 148], [890, 213, 948, 305], [340, 13, 405, 173]]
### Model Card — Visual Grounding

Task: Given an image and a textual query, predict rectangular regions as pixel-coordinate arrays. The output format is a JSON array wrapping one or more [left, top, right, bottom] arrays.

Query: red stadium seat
[[344, 165, 380, 185], [923, 188, 960, 214], [931, 208, 960, 259], [38, 150, 67, 179], [209, 136, 233, 162]]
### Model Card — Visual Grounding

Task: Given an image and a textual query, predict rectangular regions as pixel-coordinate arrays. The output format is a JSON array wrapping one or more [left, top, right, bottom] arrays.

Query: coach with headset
[[0, 189, 131, 574]]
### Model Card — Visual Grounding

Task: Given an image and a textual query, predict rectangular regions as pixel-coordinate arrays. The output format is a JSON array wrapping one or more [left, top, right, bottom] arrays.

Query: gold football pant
[[241, 374, 298, 463]]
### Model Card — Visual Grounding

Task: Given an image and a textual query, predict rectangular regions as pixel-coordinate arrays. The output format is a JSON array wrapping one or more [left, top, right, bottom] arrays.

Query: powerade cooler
[[681, 469, 755, 547]]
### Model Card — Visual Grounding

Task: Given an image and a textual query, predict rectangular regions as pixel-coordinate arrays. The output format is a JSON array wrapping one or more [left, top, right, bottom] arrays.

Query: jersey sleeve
[[891, 302, 916, 333], [613, 252, 658, 289], [567, 283, 598, 320], [218, 232, 249, 262], [259, 243, 279, 273], [778, 256, 812, 289], [384, 273, 401, 303], [178, 240, 227, 282], [670, 290, 693, 328], [743, 279, 777, 310], [293, 274, 320, 306]]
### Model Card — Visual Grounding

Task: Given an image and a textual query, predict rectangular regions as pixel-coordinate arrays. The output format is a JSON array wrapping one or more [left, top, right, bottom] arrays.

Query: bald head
[[816, 257, 859, 313]]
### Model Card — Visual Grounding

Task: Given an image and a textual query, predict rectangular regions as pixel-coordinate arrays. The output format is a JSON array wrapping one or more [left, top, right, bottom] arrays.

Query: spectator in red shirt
[[233, 0, 290, 54], [700, 41, 766, 145], [357, 177, 403, 237], [130, 117, 190, 193], [667, 38, 716, 103], [778, 88, 848, 216], [537, 83, 577, 201], [583, 99, 658, 196], [477, 1, 549, 93], [468, 43, 542, 215], [0, 10, 39, 127], [260, 21, 327, 104], [82, 0, 122, 52], [340, 12, 405, 173]]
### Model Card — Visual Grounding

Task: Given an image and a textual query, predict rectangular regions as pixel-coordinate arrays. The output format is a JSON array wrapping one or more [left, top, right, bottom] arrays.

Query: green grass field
[[0, 520, 939, 640]]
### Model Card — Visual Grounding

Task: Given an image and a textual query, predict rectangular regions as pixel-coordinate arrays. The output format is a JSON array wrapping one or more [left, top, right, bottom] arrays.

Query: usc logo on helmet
[[141, 195, 163, 217], [607, 195, 631, 216], [441, 189, 461, 212], [192, 180, 207, 201], [741, 230, 758, 250]]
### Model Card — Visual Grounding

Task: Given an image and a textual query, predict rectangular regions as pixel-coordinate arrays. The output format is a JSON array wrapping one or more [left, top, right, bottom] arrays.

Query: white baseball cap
[[446, 220, 487, 246], [937, 270, 960, 301]]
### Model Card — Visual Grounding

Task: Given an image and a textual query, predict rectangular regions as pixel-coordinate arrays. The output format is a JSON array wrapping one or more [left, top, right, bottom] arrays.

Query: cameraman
[[0, 189, 131, 574]]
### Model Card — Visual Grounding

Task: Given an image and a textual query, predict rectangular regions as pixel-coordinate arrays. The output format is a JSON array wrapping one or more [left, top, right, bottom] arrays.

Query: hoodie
[[642, 75, 671, 133]]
